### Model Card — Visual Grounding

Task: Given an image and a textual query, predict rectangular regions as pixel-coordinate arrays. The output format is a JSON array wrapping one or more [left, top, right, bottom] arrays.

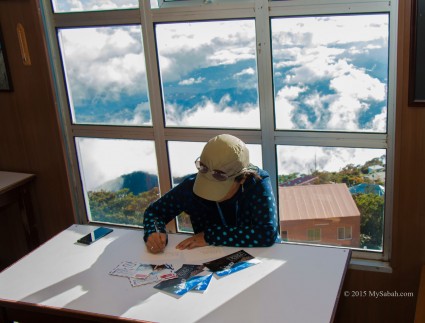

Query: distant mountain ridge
[[95, 171, 158, 195], [94, 171, 194, 194]]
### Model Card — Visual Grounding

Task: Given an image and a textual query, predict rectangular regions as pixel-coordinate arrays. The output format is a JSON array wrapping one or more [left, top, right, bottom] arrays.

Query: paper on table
[[140, 245, 228, 265]]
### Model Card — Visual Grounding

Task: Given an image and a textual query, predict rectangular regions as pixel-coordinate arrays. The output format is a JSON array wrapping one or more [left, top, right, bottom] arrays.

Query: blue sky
[[57, 9, 389, 189]]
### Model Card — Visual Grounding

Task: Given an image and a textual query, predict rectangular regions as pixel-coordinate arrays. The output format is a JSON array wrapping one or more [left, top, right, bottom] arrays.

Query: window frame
[[40, 0, 398, 265], [307, 228, 321, 242], [338, 226, 353, 241]]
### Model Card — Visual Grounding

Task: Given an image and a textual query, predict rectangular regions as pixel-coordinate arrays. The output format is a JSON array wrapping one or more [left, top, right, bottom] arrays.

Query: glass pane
[[156, 20, 260, 129], [272, 14, 389, 132], [167, 140, 263, 232], [51, 0, 138, 13], [58, 26, 151, 125], [277, 145, 385, 251], [76, 138, 159, 226], [337, 227, 345, 240]]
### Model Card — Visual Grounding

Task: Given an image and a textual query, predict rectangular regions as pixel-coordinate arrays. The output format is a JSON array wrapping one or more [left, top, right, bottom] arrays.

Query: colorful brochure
[[203, 250, 260, 277], [109, 261, 140, 278], [109, 262, 176, 287], [191, 272, 213, 293], [153, 264, 212, 297]]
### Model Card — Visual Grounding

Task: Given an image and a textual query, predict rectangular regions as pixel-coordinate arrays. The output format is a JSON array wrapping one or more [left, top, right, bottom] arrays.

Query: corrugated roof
[[280, 175, 318, 187], [279, 183, 360, 221]]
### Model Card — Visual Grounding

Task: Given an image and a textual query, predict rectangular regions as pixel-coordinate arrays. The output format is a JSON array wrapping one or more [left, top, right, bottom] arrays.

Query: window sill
[[349, 258, 392, 273]]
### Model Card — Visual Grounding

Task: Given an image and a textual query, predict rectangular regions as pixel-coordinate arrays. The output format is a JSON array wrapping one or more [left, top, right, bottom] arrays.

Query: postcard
[[203, 250, 260, 277]]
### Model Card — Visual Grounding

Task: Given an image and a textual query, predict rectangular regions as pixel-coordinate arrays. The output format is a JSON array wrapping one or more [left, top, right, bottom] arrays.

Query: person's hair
[[235, 166, 261, 183]]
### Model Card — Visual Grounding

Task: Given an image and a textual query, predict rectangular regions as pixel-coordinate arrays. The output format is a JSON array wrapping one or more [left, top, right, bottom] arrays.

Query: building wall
[[281, 216, 361, 248]]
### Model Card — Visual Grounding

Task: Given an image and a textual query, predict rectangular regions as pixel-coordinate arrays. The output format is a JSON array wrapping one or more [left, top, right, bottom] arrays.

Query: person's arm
[[204, 177, 278, 247], [143, 178, 193, 245]]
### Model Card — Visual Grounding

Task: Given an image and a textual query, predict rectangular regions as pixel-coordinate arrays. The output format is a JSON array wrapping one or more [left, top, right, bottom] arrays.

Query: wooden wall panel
[[0, 0, 74, 260]]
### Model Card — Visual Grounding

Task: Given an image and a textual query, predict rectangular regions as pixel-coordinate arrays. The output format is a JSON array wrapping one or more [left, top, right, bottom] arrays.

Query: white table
[[0, 224, 350, 323]]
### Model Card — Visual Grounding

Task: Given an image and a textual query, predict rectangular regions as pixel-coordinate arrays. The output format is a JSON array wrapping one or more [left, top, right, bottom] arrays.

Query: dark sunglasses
[[195, 157, 244, 181]]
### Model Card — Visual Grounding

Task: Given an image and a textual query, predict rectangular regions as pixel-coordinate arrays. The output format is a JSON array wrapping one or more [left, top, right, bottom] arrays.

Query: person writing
[[143, 134, 279, 254]]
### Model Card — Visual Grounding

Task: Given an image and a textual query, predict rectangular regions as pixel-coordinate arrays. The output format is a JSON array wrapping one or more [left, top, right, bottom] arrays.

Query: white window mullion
[[140, 0, 172, 199], [380, 0, 398, 264], [255, 0, 278, 196]]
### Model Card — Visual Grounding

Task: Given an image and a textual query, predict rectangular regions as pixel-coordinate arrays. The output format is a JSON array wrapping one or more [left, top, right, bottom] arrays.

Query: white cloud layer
[[165, 95, 260, 129], [272, 14, 388, 132], [277, 146, 385, 175], [52, 0, 138, 12], [63, 13, 389, 191], [59, 26, 147, 106], [76, 138, 157, 191], [156, 20, 256, 82]]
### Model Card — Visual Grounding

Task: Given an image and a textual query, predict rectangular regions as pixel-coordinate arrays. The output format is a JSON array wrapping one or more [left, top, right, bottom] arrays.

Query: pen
[[154, 220, 160, 233], [154, 220, 166, 250]]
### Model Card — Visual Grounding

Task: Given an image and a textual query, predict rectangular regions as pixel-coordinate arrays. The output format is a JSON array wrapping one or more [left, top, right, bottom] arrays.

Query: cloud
[[370, 106, 387, 131], [329, 63, 386, 101], [60, 12, 389, 188], [179, 77, 205, 85], [156, 20, 256, 82], [53, 0, 137, 12], [272, 14, 388, 47], [275, 85, 304, 129], [234, 68, 256, 78], [76, 138, 157, 191], [59, 26, 147, 106], [277, 146, 386, 175], [120, 102, 152, 125], [165, 94, 260, 129], [272, 15, 389, 132]]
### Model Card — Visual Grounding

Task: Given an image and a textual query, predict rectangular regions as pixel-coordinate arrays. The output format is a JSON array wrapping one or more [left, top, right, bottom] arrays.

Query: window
[[277, 145, 385, 251], [271, 14, 389, 133], [307, 228, 321, 242], [51, 0, 139, 12], [155, 20, 260, 129], [75, 138, 159, 226], [58, 26, 151, 126], [41, 0, 397, 263], [338, 227, 353, 240]]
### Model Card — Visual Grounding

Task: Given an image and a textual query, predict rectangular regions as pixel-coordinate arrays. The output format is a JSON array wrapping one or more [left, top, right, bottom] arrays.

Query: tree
[[88, 187, 160, 226], [352, 193, 384, 249], [278, 172, 300, 185]]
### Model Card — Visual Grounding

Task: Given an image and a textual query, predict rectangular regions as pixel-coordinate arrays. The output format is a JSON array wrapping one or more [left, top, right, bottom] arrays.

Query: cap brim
[[193, 172, 235, 201]]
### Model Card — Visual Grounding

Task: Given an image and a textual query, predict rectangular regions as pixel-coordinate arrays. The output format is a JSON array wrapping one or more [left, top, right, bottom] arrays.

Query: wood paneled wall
[[0, 0, 424, 321], [0, 0, 74, 265]]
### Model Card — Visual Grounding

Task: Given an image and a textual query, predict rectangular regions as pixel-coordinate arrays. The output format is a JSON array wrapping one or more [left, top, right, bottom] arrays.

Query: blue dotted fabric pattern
[[143, 169, 278, 247]]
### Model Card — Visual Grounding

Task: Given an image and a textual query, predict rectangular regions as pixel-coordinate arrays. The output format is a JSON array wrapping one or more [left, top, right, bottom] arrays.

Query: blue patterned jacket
[[143, 169, 278, 247]]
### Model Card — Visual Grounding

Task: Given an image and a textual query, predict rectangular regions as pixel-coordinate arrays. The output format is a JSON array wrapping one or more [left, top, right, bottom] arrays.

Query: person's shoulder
[[244, 167, 269, 189], [165, 174, 197, 199], [257, 168, 270, 179], [175, 173, 197, 188]]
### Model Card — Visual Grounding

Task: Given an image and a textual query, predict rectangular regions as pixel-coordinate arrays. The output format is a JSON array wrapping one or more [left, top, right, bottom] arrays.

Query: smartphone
[[77, 227, 113, 245]]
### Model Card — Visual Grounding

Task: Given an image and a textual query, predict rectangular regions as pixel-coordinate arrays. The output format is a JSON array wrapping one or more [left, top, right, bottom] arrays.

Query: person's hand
[[176, 232, 207, 250], [146, 232, 167, 254]]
